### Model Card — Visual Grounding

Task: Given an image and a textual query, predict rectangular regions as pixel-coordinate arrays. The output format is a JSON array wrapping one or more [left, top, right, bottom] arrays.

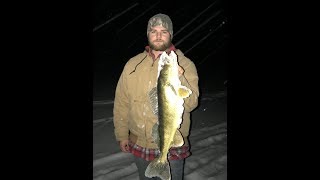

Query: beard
[[148, 39, 172, 51]]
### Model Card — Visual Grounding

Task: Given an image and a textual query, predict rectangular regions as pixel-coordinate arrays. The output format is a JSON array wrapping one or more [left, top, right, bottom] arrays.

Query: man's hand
[[119, 140, 130, 153], [178, 65, 184, 77]]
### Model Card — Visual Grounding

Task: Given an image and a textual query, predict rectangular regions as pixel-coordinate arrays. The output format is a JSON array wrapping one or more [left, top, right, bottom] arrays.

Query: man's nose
[[156, 32, 162, 38]]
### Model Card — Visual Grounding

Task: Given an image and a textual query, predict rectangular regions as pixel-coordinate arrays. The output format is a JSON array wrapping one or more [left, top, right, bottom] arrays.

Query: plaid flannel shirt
[[129, 141, 190, 161]]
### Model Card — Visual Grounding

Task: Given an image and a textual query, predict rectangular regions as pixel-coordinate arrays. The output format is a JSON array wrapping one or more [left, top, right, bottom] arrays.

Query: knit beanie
[[147, 13, 173, 39]]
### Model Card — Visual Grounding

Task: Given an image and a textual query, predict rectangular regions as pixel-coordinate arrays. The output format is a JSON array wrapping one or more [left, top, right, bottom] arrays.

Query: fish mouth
[[163, 59, 171, 65]]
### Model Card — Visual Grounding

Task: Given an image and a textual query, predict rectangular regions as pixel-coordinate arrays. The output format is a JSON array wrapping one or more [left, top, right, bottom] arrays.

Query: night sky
[[93, 0, 230, 100]]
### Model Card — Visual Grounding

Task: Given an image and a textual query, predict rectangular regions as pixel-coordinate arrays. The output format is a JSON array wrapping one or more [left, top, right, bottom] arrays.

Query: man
[[113, 13, 199, 180]]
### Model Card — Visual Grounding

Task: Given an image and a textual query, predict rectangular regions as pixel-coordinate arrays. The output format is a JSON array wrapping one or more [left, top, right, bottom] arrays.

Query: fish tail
[[145, 158, 171, 180]]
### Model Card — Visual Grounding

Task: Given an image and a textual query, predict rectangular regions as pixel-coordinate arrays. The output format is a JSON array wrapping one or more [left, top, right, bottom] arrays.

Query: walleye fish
[[145, 51, 192, 180]]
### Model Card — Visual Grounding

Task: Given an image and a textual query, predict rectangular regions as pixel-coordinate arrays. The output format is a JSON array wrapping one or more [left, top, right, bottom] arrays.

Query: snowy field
[[93, 91, 227, 180]]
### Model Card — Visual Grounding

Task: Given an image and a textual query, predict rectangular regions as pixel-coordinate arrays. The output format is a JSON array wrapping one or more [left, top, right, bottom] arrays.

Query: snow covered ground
[[93, 90, 227, 180]]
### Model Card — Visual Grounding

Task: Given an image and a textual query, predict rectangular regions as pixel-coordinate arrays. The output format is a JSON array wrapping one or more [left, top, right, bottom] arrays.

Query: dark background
[[4, 1, 313, 179], [93, 0, 230, 100]]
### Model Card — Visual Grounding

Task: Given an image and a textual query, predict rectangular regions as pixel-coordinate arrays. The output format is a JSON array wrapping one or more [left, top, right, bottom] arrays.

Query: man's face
[[148, 25, 172, 51]]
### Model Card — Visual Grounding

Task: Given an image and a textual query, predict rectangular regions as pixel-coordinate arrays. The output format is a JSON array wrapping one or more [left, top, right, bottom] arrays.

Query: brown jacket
[[113, 49, 199, 149]]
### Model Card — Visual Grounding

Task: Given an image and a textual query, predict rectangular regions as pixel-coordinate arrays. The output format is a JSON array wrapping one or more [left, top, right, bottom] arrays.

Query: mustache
[[153, 40, 164, 42]]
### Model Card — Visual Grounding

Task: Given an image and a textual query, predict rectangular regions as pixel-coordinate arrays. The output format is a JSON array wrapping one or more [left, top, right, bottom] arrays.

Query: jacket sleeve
[[179, 60, 199, 112], [113, 67, 130, 142]]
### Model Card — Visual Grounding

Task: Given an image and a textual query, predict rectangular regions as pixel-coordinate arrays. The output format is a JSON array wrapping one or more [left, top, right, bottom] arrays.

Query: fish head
[[161, 51, 177, 65], [158, 51, 179, 78]]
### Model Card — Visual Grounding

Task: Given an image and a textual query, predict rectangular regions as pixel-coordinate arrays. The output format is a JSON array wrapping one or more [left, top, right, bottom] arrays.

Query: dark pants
[[133, 155, 185, 180]]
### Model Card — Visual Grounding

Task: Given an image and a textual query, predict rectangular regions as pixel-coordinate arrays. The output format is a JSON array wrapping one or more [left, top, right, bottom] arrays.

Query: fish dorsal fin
[[151, 122, 160, 148], [171, 129, 184, 147], [148, 87, 158, 115], [177, 86, 192, 98]]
